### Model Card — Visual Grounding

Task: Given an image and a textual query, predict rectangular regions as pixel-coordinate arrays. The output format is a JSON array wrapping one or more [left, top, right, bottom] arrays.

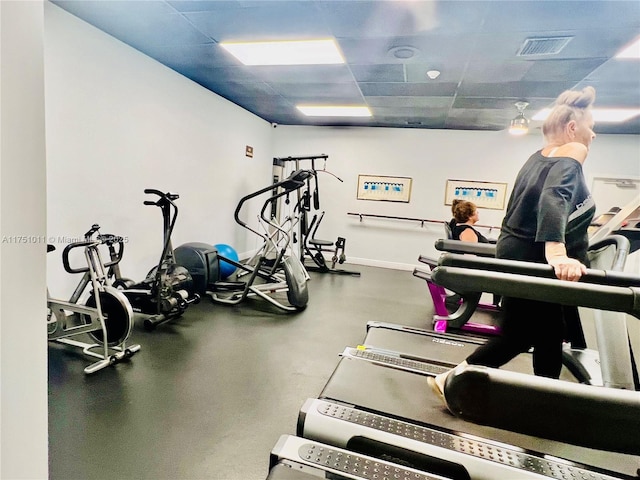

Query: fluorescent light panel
[[297, 105, 372, 117], [532, 108, 640, 123], [615, 36, 640, 59], [220, 39, 344, 66]]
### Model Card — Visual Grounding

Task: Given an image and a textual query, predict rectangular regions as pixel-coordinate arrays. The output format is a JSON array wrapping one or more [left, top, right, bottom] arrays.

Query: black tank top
[[452, 224, 490, 243]]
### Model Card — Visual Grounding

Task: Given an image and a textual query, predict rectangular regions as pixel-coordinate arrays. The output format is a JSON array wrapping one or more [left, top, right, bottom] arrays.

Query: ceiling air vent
[[517, 36, 573, 56]]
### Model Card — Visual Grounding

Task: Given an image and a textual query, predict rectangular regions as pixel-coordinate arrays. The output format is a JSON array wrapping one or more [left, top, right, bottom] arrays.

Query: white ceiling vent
[[517, 36, 573, 56]]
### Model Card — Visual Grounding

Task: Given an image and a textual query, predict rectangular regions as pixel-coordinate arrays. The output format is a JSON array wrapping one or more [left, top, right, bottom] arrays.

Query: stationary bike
[[105, 189, 200, 330], [47, 225, 140, 374]]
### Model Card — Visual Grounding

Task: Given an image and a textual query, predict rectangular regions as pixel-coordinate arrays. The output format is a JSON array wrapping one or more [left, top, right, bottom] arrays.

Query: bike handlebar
[[62, 240, 100, 274], [143, 189, 180, 206], [84, 224, 100, 240]]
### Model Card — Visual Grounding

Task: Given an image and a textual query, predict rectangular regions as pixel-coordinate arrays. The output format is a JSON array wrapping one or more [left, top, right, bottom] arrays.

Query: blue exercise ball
[[214, 243, 239, 279]]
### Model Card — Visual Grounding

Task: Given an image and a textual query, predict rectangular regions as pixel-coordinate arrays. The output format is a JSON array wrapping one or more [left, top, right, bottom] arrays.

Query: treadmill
[[267, 434, 457, 480], [414, 196, 640, 339], [296, 256, 640, 479], [369, 235, 633, 386]]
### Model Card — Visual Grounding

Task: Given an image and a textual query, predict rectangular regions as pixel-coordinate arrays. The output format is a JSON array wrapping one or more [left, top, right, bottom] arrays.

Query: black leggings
[[466, 297, 568, 378]]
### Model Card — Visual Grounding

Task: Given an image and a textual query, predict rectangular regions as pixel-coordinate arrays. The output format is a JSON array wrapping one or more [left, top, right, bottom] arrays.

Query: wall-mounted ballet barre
[[346, 212, 501, 232]]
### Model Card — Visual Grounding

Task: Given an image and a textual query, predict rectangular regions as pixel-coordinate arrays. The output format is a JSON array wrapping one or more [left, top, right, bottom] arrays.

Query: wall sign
[[445, 179, 507, 210], [357, 175, 412, 203]]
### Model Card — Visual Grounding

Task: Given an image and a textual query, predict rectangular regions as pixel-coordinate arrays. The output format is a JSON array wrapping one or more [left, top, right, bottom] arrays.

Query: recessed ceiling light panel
[[220, 39, 344, 66], [296, 105, 372, 117]]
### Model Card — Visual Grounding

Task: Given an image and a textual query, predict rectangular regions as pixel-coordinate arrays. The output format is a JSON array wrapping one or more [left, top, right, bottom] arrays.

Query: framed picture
[[445, 179, 508, 210], [357, 175, 412, 203]]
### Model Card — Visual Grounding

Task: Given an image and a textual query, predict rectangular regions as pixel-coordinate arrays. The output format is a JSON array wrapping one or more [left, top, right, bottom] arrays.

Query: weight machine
[[273, 154, 360, 277]]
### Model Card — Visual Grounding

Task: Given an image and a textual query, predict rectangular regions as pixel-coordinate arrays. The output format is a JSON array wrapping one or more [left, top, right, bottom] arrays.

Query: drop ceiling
[[51, 0, 640, 134]]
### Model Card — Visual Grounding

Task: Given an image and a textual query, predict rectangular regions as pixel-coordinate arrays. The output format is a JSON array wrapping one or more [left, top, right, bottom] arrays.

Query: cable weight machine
[[272, 154, 360, 277]]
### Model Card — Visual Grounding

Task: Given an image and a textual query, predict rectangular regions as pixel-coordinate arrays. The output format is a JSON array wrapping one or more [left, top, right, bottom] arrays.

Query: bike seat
[[309, 238, 333, 247]]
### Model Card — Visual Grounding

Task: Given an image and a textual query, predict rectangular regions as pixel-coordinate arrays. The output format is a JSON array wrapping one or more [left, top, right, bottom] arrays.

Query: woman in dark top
[[429, 86, 597, 406], [451, 200, 490, 243]]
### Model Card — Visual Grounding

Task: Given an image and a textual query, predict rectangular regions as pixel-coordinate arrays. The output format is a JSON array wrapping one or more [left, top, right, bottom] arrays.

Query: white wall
[[1, 1, 48, 478], [45, 2, 275, 297], [45, 1, 640, 282], [273, 126, 640, 269]]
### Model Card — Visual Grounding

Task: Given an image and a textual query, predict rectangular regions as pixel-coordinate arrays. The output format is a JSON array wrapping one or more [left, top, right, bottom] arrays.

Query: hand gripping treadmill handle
[[430, 266, 640, 317], [437, 255, 640, 287], [444, 365, 640, 456]]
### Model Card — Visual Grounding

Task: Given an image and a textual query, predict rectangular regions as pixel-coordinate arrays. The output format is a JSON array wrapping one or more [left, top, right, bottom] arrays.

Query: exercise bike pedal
[[143, 313, 179, 331]]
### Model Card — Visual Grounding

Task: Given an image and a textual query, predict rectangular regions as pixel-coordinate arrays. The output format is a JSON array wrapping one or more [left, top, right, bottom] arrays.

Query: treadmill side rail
[[268, 434, 456, 480], [298, 399, 633, 480], [445, 365, 640, 456]]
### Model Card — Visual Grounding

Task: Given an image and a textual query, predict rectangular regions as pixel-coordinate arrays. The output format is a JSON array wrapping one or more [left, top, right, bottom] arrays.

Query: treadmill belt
[[343, 347, 451, 376]]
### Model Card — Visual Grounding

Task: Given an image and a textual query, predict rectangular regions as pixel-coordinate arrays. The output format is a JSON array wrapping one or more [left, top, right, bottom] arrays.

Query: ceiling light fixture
[[388, 45, 420, 61], [615, 36, 640, 59], [426, 70, 441, 80], [220, 39, 344, 66], [509, 101, 530, 136], [296, 105, 372, 117]]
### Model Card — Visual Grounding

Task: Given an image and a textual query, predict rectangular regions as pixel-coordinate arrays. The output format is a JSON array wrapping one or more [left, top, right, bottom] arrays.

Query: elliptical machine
[[175, 170, 312, 312], [105, 189, 199, 330]]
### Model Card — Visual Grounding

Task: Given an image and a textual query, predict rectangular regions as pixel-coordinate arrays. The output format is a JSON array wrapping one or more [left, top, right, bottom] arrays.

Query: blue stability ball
[[214, 243, 239, 279]]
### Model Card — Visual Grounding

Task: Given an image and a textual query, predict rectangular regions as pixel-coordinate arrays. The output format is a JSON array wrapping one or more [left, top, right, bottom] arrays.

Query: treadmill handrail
[[437, 236, 640, 288], [445, 365, 640, 456], [430, 266, 640, 318], [434, 239, 496, 257]]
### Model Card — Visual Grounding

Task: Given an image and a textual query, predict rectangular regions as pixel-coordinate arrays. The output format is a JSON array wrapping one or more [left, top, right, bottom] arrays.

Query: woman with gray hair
[[429, 87, 597, 406]]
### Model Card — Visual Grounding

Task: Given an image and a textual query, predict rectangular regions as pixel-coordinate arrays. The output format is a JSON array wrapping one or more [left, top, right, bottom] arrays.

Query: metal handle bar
[[438, 253, 640, 287], [438, 236, 636, 287], [431, 266, 640, 318], [234, 169, 313, 230], [97, 234, 125, 267], [62, 240, 100, 274], [273, 154, 328, 162], [316, 169, 343, 183], [84, 223, 101, 240], [141, 189, 181, 282], [434, 239, 497, 257], [588, 234, 630, 271], [143, 189, 179, 205]]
